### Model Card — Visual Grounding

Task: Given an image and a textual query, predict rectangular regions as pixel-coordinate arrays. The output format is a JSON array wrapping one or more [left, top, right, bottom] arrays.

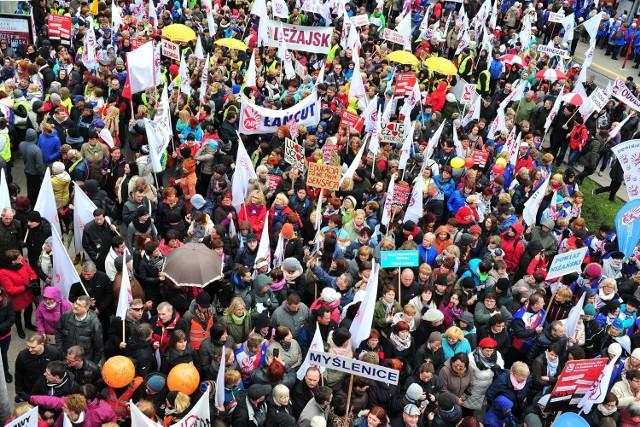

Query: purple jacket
[[35, 286, 73, 336], [31, 396, 117, 427]]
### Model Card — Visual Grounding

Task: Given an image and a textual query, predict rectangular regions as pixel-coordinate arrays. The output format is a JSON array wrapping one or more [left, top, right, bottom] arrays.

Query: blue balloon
[[553, 413, 589, 427]]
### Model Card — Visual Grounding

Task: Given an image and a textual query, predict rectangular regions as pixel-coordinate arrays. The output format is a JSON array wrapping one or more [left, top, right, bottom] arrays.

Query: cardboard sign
[[537, 44, 568, 58], [48, 15, 72, 45], [393, 183, 412, 205], [588, 88, 608, 112], [262, 18, 334, 54], [548, 12, 565, 23], [162, 39, 180, 60], [309, 350, 400, 384], [267, 174, 282, 190], [284, 138, 305, 171], [382, 28, 406, 45], [381, 122, 406, 144], [394, 74, 418, 97], [351, 14, 370, 27], [462, 84, 477, 104], [546, 358, 608, 412], [340, 110, 365, 132], [380, 250, 420, 268], [546, 247, 589, 280], [306, 163, 341, 190]]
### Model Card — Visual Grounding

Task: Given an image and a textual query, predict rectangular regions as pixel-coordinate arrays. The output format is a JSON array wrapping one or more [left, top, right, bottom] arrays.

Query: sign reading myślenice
[[308, 350, 400, 385]]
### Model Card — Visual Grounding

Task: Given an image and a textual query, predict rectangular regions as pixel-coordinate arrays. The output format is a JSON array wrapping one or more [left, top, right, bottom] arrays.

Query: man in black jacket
[[82, 208, 118, 272], [14, 332, 62, 401], [65, 345, 101, 385], [231, 384, 272, 427], [55, 295, 104, 364], [531, 97, 553, 132], [550, 104, 576, 167], [219, 111, 239, 157], [0, 207, 23, 266], [69, 261, 113, 335]]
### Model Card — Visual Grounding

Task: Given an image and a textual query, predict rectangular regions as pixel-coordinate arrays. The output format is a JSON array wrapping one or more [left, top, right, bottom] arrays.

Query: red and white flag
[[404, 175, 423, 224], [199, 54, 210, 103], [349, 261, 380, 348], [148, 0, 158, 28], [297, 323, 326, 380], [126, 41, 156, 94], [73, 183, 98, 256], [214, 356, 225, 407], [577, 353, 620, 414], [277, 23, 296, 80], [272, 0, 290, 19], [231, 134, 258, 211], [51, 228, 81, 300], [178, 52, 192, 95]]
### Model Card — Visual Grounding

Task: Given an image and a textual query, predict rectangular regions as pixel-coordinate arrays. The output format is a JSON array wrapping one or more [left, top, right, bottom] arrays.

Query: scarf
[[47, 372, 70, 396], [598, 288, 614, 302], [146, 254, 165, 270], [545, 351, 559, 377], [196, 307, 211, 323], [389, 332, 412, 351], [133, 217, 152, 233], [510, 373, 527, 390], [280, 341, 292, 351], [473, 347, 497, 370], [247, 203, 262, 217], [597, 404, 617, 416], [382, 299, 395, 316], [45, 300, 58, 311], [231, 312, 247, 325]]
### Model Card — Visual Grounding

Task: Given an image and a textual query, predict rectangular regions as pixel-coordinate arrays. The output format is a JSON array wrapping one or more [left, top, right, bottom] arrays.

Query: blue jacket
[[486, 370, 531, 410], [311, 265, 354, 310], [447, 189, 467, 213], [434, 175, 455, 199], [460, 258, 487, 289], [597, 19, 610, 37], [419, 244, 438, 266], [441, 333, 472, 360], [37, 130, 61, 163], [483, 396, 516, 427]]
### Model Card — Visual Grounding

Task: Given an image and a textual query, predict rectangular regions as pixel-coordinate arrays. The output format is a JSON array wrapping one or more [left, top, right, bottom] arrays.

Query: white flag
[[73, 183, 98, 256], [170, 388, 210, 427], [206, 5, 216, 37], [34, 168, 62, 236], [544, 90, 563, 132], [273, 234, 284, 270], [229, 220, 237, 239], [115, 251, 132, 319], [425, 121, 445, 164], [404, 175, 423, 224], [297, 323, 326, 380], [277, 23, 296, 80], [244, 49, 257, 87], [577, 354, 619, 414], [399, 122, 414, 170], [194, 35, 204, 59], [251, 0, 268, 16], [51, 228, 81, 300], [199, 54, 210, 104], [0, 169, 10, 211], [178, 52, 192, 96], [400, 79, 421, 118], [452, 125, 464, 158], [255, 220, 271, 268], [583, 12, 604, 44], [396, 12, 412, 50], [562, 13, 575, 45], [341, 136, 367, 184], [523, 176, 550, 226], [82, 23, 98, 69], [148, 0, 157, 28], [564, 293, 586, 340], [348, 49, 366, 109], [316, 62, 326, 85], [144, 87, 172, 173], [369, 107, 382, 155], [112, 0, 124, 29], [461, 95, 481, 127], [231, 135, 258, 211], [520, 14, 532, 50], [608, 113, 632, 141], [214, 355, 225, 407], [130, 401, 162, 427], [126, 41, 156, 94], [272, 0, 290, 19], [362, 95, 379, 131], [349, 261, 380, 348], [381, 176, 396, 228]]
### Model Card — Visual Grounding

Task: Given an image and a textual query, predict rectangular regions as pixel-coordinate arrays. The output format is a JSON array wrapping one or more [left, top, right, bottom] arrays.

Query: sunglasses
[[130, 307, 144, 311]]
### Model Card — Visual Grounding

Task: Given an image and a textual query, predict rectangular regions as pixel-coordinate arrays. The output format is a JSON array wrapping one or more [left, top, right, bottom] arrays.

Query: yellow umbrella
[[424, 57, 458, 75], [162, 24, 197, 42], [386, 50, 420, 66], [214, 38, 249, 51]]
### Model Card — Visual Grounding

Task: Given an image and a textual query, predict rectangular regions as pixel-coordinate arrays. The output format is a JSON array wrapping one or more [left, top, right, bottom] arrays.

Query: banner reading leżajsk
[[615, 199, 640, 261], [260, 18, 334, 54], [239, 92, 321, 135], [610, 138, 640, 200]]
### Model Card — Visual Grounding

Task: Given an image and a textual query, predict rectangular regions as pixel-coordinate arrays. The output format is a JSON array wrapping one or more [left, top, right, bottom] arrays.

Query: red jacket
[[500, 224, 525, 274], [0, 263, 36, 311], [569, 123, 589, 151], [424, 81, 448, 112], [238, 203, 267, 239], [515, 154, 535, 173]]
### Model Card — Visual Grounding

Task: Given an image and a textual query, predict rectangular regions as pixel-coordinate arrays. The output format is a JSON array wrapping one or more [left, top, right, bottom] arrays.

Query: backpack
[[614, 28, 624, 40], [489, 59, 502, 79]]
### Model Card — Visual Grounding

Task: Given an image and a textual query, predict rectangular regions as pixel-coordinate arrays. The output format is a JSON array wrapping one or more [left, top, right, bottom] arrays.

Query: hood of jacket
[[43, 285, 62, 302], [435, 225, 451, 240], [525, 240, 543, 256], [84, 179, 100, 198], [24, 128, 37, 143], [493, 395, 513, 414]]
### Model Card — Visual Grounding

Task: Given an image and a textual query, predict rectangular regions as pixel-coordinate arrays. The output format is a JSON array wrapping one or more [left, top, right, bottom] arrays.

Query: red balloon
[[464, 158, 474, 168], [492, 163, 505, 174]]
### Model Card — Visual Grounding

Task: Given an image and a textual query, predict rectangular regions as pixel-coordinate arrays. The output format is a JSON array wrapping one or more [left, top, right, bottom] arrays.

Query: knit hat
[[190, 194, 206, 210], [403, 220, 416, 232], [345, 195, 357, 209], [12, 89, 22, 99], [584, 263, 602, 279], [478, 337, 497, 348], [438, 392, 457, 412], [322, 287, 340, 303], [246, 233, 258, 242], [496, 278, 511, 293], [146, 375, 166, 392], [195, 292, 211, 308], [254, 274, 271, 290], [469, 225, 482, 235], [541, 218, 555, 229], [281, 223, 294, 238], [423, 308, 444, 322], [26, 211, 42, 223], [460, 233, 474, 246], [428, 331, 442, 343], [403, 404, 421, 416], [282, 258, 302, 273], [457, 311, 475, 327], [405, 384, 423, 402], [52, 161, 65, 175], [608, 343, 622, 358], [136, 206, 149, 217], [239, 221, 251, 231], [461, 277, 475, 290], [434, 274, 448, 287], [455, 206, 474, 225], [583, 304, 596, 316]]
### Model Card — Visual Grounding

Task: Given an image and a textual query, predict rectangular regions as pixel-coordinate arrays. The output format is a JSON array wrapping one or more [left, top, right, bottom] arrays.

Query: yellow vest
[[458, 55, 473, 78], [327, 44, 340, 63], [0, 129, 10, 161], [477, 70, 490, 93]]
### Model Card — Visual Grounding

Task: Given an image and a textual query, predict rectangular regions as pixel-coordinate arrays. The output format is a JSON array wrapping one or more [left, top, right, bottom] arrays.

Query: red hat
[[281, 223, 294, 238], [169, 64, 179, 77], [469, 225, 482, 235], [455, 206, 474, 225], [478, 338, 497, 349]]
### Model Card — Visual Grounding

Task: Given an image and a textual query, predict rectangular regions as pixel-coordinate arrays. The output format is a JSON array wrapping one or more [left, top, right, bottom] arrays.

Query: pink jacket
[[35, 286, 73, 336], [31, 396, 117, 427], [310, 297, 341, 324]]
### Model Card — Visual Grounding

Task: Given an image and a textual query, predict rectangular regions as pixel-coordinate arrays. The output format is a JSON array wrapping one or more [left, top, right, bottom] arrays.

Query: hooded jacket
[[500, 224, 525, 273], [36, 285, 73, 336], [19, 129, 45, 175], [425, 81, 448, 112], [37, 129, 61, 163], [483, 395, 514, 427]]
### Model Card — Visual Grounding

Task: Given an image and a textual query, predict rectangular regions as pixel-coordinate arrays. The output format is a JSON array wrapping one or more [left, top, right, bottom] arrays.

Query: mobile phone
[[273, 348, 280, 358]]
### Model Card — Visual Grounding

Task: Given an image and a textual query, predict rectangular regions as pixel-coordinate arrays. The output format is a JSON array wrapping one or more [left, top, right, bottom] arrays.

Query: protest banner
[[382, 28, 406, 45], [616, 199, 640, 260], [611, 77, 640, 112], [6, 405, 38, 427], [267, 174, 282, 190], [462, 84, 476, 104], [610, 138, 640, 199], [0, 14, 33, 51], [351, 14, 370, 27], [131, 37, 146, 50], [322, 145, 336, 164], [340, 110, 365, 132], [546, 358, 608, 412], [537, 44, 569, 58], [393, 183, 412, 205], [546, 247, 589, 280], [306, 163, 341, 190], [588, 88, 608, 112], [262, 18, 334, 54], [309, 350, 400, 384], [288, 117, 299, 138], [548, 12, 565, 23], [472, 151, 489, 168], [48, 15, 72, 44], [239, 92, 321, 134], [284, 137, 305, 171], [381, 122, 406, 144], [394, 74, 417, 97], [161, 39, 180, 60], [380, 250, 420, 268]]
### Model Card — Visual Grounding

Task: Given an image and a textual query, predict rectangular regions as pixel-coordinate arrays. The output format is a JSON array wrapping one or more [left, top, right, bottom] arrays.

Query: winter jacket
[[527, 326, 568, 365], [0, 262, 36, 311], [500, 224, 525, 273], [0, 298, 14, 339], [14, 343, 61, 395], [266, 397, 297, 427], [270, 301, 311, 338], [19, 129, 45, 175], [250, 362, 297, 389], [463, 349, 504, 410], [37, 130, 61, 163], [425, 82, 448, 112], [580, 136, 604, 169], [483, 396, 515, 427], [55, 310, 104, 363], [155, 199, 187, 237], [447, 189, 468, 213], [36, 286, 73, 336], [486, 370, 530, 414], [51, 171, 71, 209], [438, 358, 473, 400], [125, 334, 158, 377]]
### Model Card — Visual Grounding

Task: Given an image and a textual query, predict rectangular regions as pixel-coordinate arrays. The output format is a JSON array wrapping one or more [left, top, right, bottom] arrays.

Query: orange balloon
[[167, 363, 201, 394], [102, 356, 136, 388]]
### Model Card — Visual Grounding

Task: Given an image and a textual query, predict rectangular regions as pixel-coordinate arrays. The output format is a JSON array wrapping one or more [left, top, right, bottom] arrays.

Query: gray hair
[[628, 401, 640, 417], [82, 261, 97, 273], [67, 345, 85, 359], [76, 295, 91, 308], [272, 384, 290, 401], [1, 207, 15, 217], [157, 302, 174, 313]]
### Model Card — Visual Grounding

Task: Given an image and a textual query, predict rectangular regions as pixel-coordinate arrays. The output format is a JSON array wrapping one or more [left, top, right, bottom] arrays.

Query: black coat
[[125, 335, 158, 378], [291, 380, 316, 418], [231, 390, 268, 427], [69, 271, 112, 315], [160, 345, 197, 375], [81, 220, 115, 270], [14, 344, 61, 395], [25, 220, 52, 276], [266, 397, 297, 427]]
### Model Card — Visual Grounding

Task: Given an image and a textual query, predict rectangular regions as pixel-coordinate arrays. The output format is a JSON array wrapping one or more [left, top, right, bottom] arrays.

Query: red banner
[[267, 174, 282, 190], [393, 183, 412, 205], [472, 151, 489, 168], [131, 38, 145, 50], [48, 15, 72, 44], [340, 111, 364, 133], [546, 358, 608, 412], [394, 74, 417, 96]]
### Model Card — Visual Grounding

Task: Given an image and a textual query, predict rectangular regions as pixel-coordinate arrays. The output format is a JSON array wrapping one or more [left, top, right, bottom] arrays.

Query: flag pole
[[344, 374, 354, 427], [541, 289, 556, 325]]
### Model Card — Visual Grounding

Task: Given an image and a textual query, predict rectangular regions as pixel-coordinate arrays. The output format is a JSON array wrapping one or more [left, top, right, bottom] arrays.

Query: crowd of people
[[0, 1, 640, 427]]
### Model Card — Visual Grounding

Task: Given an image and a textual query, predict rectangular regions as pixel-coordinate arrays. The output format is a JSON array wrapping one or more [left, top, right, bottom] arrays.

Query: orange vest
[[189, 316, 213, 350], [107, 376, 144, 418]]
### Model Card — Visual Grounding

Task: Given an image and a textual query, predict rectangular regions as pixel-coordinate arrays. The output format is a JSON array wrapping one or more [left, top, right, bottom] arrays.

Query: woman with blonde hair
[[38, 122, 61, 166], [221, 297, 253, 344], [163, 391, 191, 427], [238, 189, 267, 239], [486, 362, 531, 418]]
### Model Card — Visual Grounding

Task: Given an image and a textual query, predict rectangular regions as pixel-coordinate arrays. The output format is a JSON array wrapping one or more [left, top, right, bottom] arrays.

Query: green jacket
[[220, 313, 253, 344], [373, 298, 402, 335]]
